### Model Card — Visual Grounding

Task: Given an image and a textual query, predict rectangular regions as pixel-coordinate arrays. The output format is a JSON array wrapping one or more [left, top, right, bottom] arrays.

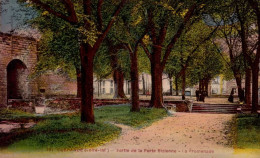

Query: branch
[[161, 4, 197, 69], [93, 0, 127, 51], [212, 40, 231, 67], [140, 41, 151, 61], [147, 9, 157, 44], [29, 0, 78, 24], [83, 0, 91, 15], [184, 25, 219, 68], [97, 0, 104, 31], [157, 13, 169, 45], [125, 43, 133, 53], [247, 0, 260, 16]]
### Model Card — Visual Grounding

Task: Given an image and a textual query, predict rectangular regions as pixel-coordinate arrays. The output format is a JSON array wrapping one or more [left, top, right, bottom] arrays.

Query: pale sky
[[0, 0, 35, 33]]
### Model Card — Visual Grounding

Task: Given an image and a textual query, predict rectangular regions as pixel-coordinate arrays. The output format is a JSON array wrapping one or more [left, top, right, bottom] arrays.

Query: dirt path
[[89, 113, 235, 158], [1, 113, 258, 158]]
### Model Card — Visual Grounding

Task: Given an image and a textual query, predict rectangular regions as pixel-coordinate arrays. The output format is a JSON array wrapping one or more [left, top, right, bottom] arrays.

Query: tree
[[19, 0, 127, 123], [188, 42, 224, 95], [170, 20, 219, 100], [244, 0, 260, 113], [111, 1, 148, 111], [211, 3, 248, 102], [29, 12, 82, 97], [140, 1, 202, 108], [165, 53, 182, 96], [107, 42, 127, 99]]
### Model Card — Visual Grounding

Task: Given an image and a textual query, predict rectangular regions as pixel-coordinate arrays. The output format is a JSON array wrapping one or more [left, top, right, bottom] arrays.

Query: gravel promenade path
[[1, 113, 259, 158]]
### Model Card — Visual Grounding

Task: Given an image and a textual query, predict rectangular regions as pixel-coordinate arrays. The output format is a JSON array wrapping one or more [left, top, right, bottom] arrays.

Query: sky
[[0, 0, 36, 34]]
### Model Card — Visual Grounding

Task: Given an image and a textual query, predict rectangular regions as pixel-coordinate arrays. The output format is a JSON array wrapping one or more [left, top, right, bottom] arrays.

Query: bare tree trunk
[[245, 68, 251, 105], [130, 52, 140, 112], [205, 79, 209, 96], [181, 69, 186, 100], [150, 52, 163, 108], [142, 73, 146, 95], [80, 43, 95, 123], [234, 73, 244, 102], [76, 68, 81, 98], [175, 75, 179, 96], [169, 75, 173, 96], [251, 63, 259, 113]]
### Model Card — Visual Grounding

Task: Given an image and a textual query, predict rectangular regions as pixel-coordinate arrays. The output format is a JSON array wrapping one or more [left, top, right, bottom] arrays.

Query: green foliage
[[29, 11, 80, 80], [187, 42, 224, 86], [235, 114, 260, 149], [94, 45, 113, 80], [138, 48, 150, 74]]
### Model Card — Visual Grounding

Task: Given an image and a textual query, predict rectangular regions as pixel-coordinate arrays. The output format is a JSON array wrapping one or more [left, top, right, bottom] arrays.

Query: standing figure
[[201, 91, 207, 102], [228, 89, 234, 103], [195, 89, 200, 101]]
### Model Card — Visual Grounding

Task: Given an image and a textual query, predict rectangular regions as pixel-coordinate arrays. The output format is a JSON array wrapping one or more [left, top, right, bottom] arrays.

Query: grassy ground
[[0, 109, 35, 121], [234, 114, 260, 149], [95, 105, 167, 128], [1, 105, 167, 152]]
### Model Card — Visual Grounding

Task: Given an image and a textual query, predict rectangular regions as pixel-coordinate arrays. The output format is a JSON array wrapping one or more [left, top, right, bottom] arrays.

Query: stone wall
[[37, 71, 77, 97], [0, 32, 38, 106]]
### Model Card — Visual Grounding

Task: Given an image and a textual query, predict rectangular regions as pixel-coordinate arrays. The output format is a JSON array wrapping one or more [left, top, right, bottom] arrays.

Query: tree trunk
[[175, 75, 179, 96], [113, 70, 126, 98], [142, 73, 146, 95], [169, 75, 173, 96], [205, 79, 209, 96], [80, 43, 95, 124], [181, 68, 186, 100], [76, 68, 81, 98], [97, 79, 100, 97], [245, 68, 251, 105], [234, 73, 244, 102], [251, 63, 259, 113], [130, 52, 140, 112], [150, 54, 163, 108], [109, 43, 127, 99], [117, 71, 126, 98], [199, 79, 202, 92]]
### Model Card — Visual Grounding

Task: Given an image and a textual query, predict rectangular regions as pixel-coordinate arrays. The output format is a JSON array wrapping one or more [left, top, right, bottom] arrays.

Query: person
[[195, 89, 200, 101], [228, 89, 234, 103], [201, 90, 207, 102]]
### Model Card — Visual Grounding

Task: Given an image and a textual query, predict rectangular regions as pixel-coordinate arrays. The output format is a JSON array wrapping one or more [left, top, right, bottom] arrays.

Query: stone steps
[[191, 103, 240, 114]]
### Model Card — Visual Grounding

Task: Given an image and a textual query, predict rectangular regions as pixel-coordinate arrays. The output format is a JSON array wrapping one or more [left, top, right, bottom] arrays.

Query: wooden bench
[[257, 110, 260, 118]]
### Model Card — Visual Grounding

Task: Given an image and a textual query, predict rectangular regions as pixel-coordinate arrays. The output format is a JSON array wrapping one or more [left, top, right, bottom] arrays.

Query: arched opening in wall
[[7, 59, 28, 99]]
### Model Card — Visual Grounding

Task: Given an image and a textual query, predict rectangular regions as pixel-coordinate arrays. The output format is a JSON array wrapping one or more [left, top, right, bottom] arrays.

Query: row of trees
[[17, 0, 260, 123]]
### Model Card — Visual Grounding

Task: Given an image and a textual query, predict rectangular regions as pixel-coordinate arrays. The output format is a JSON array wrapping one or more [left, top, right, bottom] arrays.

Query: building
[[0, 32, 77, 106]]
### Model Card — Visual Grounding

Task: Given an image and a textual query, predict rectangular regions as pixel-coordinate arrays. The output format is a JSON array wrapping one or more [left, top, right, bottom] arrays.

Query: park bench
[[257, 110, 260, 118]]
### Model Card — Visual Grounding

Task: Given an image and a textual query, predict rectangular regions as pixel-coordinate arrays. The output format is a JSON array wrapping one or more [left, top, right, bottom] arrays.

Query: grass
[[0, 109, 35, 121], [95, 104, 168, 128], [2, 104, 167, 152], [234, 114, 260, 149]]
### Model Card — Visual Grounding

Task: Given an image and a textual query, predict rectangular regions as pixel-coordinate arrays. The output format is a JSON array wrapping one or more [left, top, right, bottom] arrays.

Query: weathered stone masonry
[[0, 32, 38, 106]]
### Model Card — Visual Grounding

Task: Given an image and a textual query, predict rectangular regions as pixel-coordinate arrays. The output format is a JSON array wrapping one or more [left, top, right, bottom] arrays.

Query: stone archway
[[7, 59, 28, 99]]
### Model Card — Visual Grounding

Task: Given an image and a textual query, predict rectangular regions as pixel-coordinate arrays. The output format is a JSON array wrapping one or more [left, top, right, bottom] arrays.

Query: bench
[[258, 110, 260, 118]]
